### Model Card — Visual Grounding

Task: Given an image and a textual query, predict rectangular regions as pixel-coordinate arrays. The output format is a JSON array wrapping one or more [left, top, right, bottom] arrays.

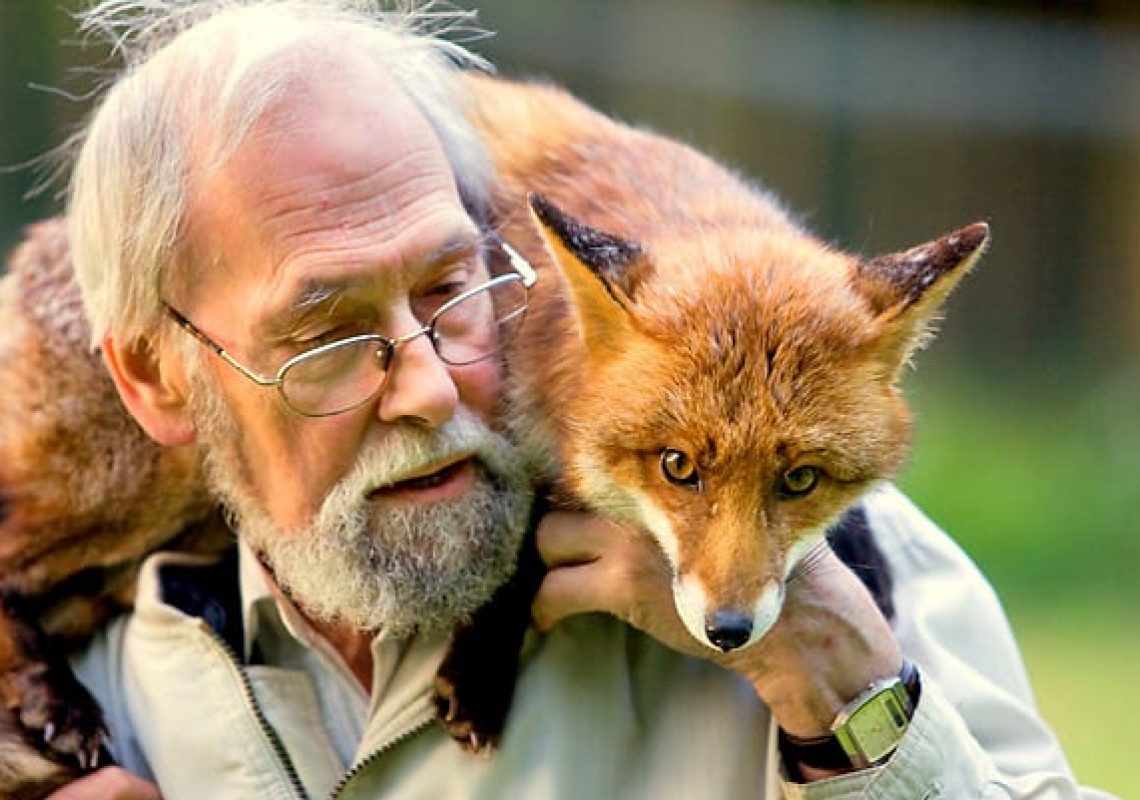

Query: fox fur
[[0, 73, 986, 795], [465, 73, 986, 652], [0, 218, 232, 796]]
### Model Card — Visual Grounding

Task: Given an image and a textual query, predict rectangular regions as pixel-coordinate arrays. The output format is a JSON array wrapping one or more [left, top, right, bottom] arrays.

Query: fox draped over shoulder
[[0, 219, 231, 797], [0, 219, 216, 623], [0, 73, 986, 797]]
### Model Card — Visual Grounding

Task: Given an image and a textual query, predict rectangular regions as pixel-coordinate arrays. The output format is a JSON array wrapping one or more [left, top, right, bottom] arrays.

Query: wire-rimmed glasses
[[165, 241, 536, 417]]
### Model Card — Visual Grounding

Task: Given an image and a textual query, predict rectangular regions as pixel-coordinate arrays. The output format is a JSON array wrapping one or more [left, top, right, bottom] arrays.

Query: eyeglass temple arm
[[500, 242, 538, 288], [165, 304, 222, 353], [163, 303, 279, 387]]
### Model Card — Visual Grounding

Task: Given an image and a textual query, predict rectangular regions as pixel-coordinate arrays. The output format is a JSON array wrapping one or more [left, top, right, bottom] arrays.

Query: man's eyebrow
[[260, 230, 484, 340], [260, 279, 369, 341], [424, 230, 483, 269]]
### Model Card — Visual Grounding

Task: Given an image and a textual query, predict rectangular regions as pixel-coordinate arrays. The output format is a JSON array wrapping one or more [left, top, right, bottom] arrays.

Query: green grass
[[897, 370, 1138, 797], [1012, 598, 1138, 799]]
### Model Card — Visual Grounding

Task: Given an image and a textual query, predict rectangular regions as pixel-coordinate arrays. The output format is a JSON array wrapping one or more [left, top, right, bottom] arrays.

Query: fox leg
[[0, 591, 109, 778], [433, 501, 548, 752]]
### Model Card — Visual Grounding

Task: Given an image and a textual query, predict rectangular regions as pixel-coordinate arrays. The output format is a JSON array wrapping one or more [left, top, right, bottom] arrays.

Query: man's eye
[[425, 276, 471, 300], [295, 325, 356, 349], [415, 271, 475, 319]]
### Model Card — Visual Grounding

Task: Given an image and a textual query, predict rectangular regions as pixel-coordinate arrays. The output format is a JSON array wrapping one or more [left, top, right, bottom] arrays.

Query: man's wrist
[[778, 659, 922, 781]]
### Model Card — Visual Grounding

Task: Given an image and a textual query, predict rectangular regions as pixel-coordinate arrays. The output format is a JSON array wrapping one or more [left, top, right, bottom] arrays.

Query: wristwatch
[[777, 660, 921, 774]]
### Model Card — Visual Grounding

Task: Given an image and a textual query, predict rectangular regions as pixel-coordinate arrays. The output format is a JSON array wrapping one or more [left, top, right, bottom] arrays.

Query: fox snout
[[704, 609, 755, 652], [673, 573, 787, 653]]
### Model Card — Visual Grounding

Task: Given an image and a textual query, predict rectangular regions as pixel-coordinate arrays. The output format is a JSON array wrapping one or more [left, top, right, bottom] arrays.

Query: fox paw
[[433, 646, 525, 757], [432, 525, 543, 754], [5, 659, 108, 772], [432, 670, 500, 754]]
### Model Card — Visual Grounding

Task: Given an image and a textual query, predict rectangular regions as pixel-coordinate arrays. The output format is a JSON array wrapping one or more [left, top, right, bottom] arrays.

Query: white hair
[[67, 0, 495, 348]]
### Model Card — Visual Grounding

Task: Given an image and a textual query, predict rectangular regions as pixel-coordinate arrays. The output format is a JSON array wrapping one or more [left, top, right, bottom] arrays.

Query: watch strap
[[777, 659, 921, 775], [777, 726, 852, 772]]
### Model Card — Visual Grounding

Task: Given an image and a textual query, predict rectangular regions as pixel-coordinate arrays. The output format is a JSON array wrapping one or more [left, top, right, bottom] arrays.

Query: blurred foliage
[[0, 1, 65, 252], [901, 366, 1139, 604], [853, 0, 1140, 24]]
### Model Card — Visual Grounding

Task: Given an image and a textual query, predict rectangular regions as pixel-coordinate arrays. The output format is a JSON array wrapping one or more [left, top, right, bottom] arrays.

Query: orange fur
[[0, 220, 224, 628], [0, 222, 228, 795], [462, 72, 987, 648]]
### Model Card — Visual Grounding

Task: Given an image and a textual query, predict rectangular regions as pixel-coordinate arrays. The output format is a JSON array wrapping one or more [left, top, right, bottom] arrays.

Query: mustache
[[332, 408, 528, 506]]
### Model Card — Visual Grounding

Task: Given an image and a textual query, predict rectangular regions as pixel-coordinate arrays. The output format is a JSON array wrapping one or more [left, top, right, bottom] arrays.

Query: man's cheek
[[452, 360, 504, 425], [255, 426, 346, 531]]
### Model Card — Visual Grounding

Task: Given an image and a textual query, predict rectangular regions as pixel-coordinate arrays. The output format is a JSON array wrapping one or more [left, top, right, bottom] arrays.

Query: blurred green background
[[1, 0, 1136, 795]]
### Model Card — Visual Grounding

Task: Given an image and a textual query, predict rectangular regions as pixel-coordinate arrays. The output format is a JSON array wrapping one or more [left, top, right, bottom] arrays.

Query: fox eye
[[660, 448, 700, 489], [778, 466, 819, 499]]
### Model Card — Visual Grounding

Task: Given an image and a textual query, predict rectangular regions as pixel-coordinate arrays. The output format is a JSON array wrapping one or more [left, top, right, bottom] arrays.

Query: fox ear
[[528, 193, 650, 350], [856, 222, 990, 375]]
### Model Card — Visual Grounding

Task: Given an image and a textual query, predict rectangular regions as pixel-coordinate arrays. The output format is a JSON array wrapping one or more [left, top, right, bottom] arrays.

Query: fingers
[[533, 512, 662, 628], [531, 561, 610, 631], [786, 537, 835, 581], [533, 512, 700, 656], [737, 541, 902, 732], [784, 541, 888, 620], [531, 512, 619, 630], [532, 509, 904, 739], [46, 767, 162, 800], [534, 511, 623, 566], [533, 554, 680, 642]]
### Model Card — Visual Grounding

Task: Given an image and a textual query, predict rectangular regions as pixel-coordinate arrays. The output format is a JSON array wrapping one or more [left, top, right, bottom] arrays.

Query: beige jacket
[[72, 486, 1113, 799]]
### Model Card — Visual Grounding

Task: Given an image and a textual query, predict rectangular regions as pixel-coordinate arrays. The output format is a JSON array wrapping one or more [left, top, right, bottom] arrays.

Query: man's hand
[[532, 511, 903, 739], [46, 768, 161, 800], [532, 511, 715, 659]]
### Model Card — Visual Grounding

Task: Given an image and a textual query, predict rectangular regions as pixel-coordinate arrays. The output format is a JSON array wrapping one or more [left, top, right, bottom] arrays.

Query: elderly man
[[46, 1, 1106, 799]]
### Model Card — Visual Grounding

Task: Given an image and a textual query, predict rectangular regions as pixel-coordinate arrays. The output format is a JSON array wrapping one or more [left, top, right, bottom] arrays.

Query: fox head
[[526, 193, 988, 653]]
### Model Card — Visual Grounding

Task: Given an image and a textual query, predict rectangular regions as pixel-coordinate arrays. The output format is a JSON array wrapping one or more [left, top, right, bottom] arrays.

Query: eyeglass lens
[[280, 276, 528, 416]]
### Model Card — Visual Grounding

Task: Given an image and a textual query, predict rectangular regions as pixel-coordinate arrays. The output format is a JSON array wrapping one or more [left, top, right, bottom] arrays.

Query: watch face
[[834, 685, 911, 764]]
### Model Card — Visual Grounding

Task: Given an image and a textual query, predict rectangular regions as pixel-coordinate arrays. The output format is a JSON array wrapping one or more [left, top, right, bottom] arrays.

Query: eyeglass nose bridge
[[378, 318, 443, 372]]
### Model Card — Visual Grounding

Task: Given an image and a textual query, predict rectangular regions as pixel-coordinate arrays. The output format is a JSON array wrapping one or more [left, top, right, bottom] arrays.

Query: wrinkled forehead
[[174, 61, 472, 333]]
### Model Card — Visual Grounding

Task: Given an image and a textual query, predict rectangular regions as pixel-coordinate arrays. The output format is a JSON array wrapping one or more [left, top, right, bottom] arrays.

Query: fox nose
[[705, 610, 753, 652]]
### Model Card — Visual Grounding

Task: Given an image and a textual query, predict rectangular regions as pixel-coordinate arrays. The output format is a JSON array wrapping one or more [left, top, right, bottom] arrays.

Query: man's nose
[[375, 328, 459, 427]]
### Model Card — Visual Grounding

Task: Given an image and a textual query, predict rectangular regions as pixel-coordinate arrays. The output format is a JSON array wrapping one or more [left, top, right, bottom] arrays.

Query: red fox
[[466, 73, 986, 653], [0, 73, 985, 795]]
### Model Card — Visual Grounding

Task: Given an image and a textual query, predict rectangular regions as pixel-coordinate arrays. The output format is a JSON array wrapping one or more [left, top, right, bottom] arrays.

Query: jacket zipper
[[199, 621, 312, 800], [328, 708, 435, 799]]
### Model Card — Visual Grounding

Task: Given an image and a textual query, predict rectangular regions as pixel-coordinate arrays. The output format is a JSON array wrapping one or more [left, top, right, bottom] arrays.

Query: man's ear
[[102, 333, 197, 446]]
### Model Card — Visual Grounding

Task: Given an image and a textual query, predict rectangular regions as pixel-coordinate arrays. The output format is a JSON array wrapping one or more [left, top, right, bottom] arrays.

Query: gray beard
[[189, 375, 532, 637]]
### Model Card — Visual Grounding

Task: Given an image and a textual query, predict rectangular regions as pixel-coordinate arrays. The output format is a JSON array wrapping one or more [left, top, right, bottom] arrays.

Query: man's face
[[175, 63, 529, 633]]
